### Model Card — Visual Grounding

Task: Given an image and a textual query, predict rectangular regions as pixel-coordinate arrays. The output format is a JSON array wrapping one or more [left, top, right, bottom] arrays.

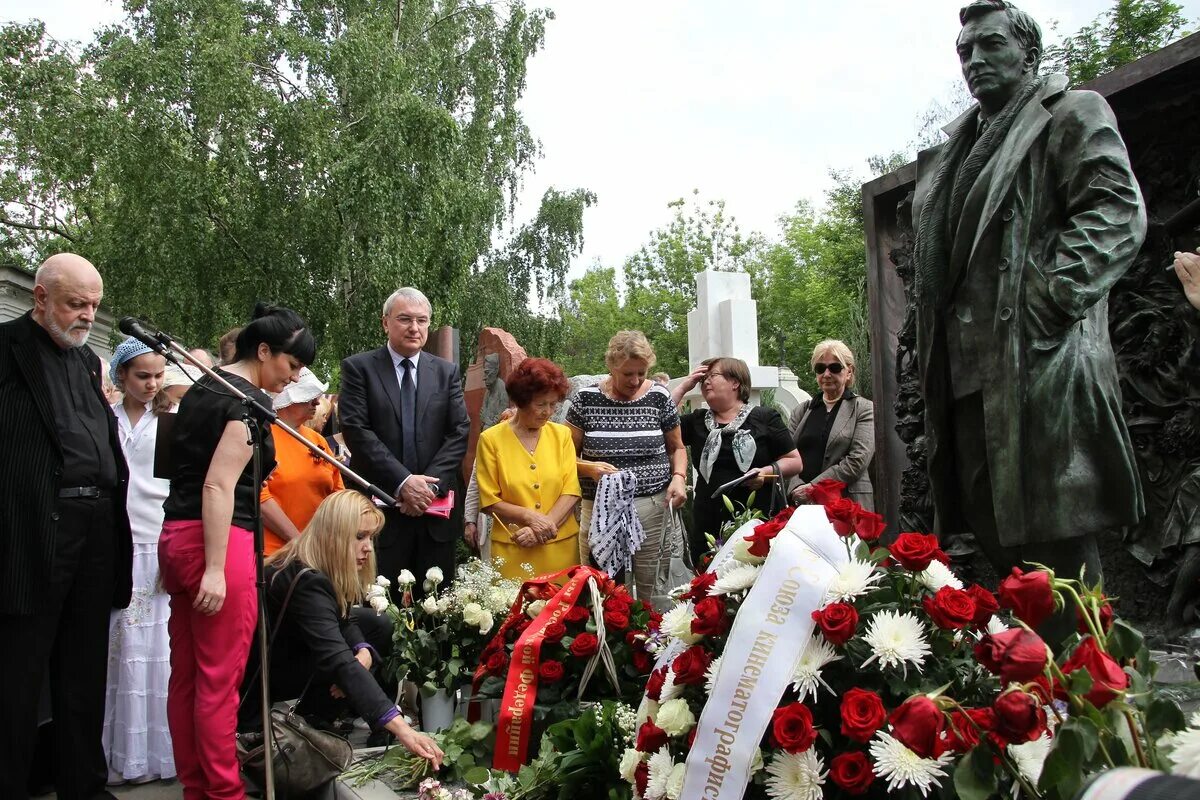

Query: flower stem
[[1054, 581, 1105, 647], [1123, 709, 1150, 768]]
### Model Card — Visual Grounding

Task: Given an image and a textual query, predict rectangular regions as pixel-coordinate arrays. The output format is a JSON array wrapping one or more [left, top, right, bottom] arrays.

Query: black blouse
[[795, 390, 856, 484]]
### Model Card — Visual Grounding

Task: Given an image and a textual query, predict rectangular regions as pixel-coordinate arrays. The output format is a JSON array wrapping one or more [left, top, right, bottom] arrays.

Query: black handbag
[[237, 567, 354, 798]]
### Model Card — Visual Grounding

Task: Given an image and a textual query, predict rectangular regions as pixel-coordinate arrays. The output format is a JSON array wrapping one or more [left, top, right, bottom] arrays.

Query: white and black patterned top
[[565, 383, 680, 500]]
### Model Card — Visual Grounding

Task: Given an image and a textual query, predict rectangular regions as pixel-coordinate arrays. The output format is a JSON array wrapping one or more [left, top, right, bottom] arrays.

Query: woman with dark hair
[[159, 303, 315, 800], [673, 357, 803, 560], [475, 358, 581, 580]]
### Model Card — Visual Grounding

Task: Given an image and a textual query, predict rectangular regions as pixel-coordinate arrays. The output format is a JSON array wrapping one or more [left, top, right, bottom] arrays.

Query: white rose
[[374, 575, 391, 588], [637, 699, 660, 726], [397, 570, 416, 586], [750, 747, 764, 774], [732, 535, 765, 565], [661, 605, 701, 644], [666, 762, 686, 800], [655, 698, 696, 737], [425, 566, 445, 586], [436, 597, 453, 614], [462, 602, 485, 626], [369, 595, 389, 614], [421, 597, 440, 615], [619, 748, 644, 783], [527, 600, 547, 619], [477, 611, 495, 635], [365, 584, 386, 600]]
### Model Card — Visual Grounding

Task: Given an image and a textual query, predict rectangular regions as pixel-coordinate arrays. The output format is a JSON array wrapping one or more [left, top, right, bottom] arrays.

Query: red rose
[[992, 690, 1047, 745], [998, 568, 1057, 628], [485, 650, 508, 675], [922, 586, 977, 630], [538, 660, 565, 683], [825, 497, 863, 537], [854, 510, 887, 542], [1076, 598, 1114, 634], [770, 702, 817, 753], [888, 696, 945, 758], [687, 726, 698, 748], [691, 596, 730, 637], [604, 609, 630, 631], [625, 630, 643, 647], [604, 591, 633, 613], [565, 605, 591, 625], [508, 617, 531, 638], [839, 688, 886, 743], [646, 667, 666, 701], [681, 572, 717, 601], [1058, 636, 1129, 708], [544, 622, 567, 643], [937, 708, 991, 755], [634, 761, 649, 796], [671, 645, 712, 685], [889, 532, 942, 571], [648, 611, 663, 631], [966, 584, 1000, 626], [635, 720, 668, 753], [812, 602, 859, 645], [569, 632, 600, 658], [632, 649, 654, 673], [808, 479, 847, 506], [829, 752, 874, 795], [974, 628, 1049, 685], [746, 519, 785, 557]]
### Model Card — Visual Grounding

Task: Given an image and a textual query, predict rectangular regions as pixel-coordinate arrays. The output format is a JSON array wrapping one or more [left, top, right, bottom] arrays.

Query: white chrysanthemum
[[374, 575, 391, 588], [1008, 732, 1052, 785], [732, 535, 766, 565], [1189, 710, 1200, 728], [666, 762, 686, 800], [655, 698, 696, 736], [791, 634, 843, 701], [661, 605, 702, 644], [764, 749, 826, 800], [659, 668, 683, 703], [824, 559, 884, 604], [860, 611, 931, 677], [705, 654, 724, 694], [917, 560, 963, 592], [425, 566, 444, 585], [397, 569, 416, 586], [869, 732, 954, 796], [619, 748, 644, 783], [986, 615, 1010, 635], [645, 747, 676, 800], [527, 599, 547, 619], [712, 562, 761, 595], [1168, 727, 1200, 779], [368, 595, 389, 614]]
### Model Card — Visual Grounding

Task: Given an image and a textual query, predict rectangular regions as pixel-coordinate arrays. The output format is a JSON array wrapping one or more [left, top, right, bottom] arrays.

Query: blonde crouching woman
[[237, 490, 442, 770], [565, 331, 687, 602]]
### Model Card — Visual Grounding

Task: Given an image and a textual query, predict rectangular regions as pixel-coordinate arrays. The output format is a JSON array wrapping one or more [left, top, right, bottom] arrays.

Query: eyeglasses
[[703, 372, 726, 383], [392, 315, 431, 328], [813, 362, 845, 375]]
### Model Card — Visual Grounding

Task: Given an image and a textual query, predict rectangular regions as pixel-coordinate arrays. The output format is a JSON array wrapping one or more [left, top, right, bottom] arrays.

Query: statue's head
[[957, 1, 1042, 113], [483, 352, 500, 387]]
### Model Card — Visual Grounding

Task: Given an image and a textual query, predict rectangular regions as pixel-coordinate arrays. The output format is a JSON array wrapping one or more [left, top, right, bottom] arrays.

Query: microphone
[[118, 317, 171, 355]]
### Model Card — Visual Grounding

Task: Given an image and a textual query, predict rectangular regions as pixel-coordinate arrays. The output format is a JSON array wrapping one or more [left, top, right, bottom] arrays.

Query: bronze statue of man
[[912, 0, 1146, 589]]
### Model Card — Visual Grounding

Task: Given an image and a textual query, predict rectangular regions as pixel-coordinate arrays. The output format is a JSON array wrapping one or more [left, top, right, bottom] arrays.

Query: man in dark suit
[[340, 287, 469, 598], [0, 253, 133, 800]]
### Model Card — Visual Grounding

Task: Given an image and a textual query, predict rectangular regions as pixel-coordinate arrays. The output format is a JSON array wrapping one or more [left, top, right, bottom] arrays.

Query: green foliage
[[954, 744, 999, 800], [0, 2, 589, 373], [1043, 0, 1191, 86]]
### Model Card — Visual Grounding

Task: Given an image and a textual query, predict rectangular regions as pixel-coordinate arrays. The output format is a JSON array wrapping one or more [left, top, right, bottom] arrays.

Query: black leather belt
[[58, 486, 110, 499]]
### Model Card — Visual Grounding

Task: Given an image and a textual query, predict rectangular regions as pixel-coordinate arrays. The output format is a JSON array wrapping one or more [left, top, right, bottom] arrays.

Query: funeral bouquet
[[376, 559, 524, 698], [623, 481, 1196, 800], [470, 564, 659, 772]]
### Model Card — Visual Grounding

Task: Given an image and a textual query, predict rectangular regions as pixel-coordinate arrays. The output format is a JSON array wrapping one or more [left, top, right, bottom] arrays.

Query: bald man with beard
[[0, 253, 133, 800]]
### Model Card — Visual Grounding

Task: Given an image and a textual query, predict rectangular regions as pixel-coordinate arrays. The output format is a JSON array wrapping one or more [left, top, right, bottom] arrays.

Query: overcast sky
[[9, 0, 1199, 280]]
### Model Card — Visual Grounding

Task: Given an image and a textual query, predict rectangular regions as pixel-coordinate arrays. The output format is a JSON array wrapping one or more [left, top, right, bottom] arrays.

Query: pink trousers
[[159, 520, 257, 800]]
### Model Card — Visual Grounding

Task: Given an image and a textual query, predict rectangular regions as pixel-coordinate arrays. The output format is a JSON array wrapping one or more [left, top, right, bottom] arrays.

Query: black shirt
[[32, 321, 118, 489], [163, 370, 276, 530], [796, 390, 856, 485], [681, 405, 794, 543]]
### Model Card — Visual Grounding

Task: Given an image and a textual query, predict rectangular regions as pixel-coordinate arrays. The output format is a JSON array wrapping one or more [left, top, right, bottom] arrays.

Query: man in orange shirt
[[261, 368, 345, 554]]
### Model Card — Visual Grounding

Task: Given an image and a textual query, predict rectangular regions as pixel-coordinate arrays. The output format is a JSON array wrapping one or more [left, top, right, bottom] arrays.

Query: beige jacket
[[787, 395, 875, 511]]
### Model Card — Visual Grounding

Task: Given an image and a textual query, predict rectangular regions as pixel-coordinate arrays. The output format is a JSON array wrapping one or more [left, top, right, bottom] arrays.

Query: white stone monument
[[679, 270, 809, 414]]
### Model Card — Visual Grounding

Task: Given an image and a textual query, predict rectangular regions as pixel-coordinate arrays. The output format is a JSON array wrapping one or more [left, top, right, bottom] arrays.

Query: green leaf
[[1107, 620, 1144, 661], [463, 766, 491, 785], [953, 745, 998, 800]]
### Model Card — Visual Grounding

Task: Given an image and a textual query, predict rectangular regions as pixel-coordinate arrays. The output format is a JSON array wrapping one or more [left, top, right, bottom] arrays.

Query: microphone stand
[[141, 331, 395, 800]]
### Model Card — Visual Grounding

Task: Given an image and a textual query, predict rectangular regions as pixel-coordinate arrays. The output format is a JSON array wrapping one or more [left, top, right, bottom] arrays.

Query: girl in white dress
[[103, 338, 176, 785]]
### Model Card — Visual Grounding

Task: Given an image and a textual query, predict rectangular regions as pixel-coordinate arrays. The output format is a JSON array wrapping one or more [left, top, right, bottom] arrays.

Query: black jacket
[[242, 561, 394, 728], [0, 312, 133, 615]]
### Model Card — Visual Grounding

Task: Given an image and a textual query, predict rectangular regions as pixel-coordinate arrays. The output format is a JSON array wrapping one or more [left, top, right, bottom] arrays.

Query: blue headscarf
[[109, 337, 154, 385]]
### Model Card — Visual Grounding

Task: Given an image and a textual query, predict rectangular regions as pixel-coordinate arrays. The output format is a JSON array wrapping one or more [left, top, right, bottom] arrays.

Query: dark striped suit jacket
[[0, 312, 132, 615]]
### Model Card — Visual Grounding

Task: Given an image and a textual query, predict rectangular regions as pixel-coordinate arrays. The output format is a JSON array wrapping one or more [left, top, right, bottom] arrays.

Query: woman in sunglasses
[[787, 340, 875, 509]]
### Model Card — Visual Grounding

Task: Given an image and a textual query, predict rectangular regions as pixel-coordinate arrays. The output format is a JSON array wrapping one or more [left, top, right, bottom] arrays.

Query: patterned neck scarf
[[591, 470, 646, 579], [699, 403, 755, 483]]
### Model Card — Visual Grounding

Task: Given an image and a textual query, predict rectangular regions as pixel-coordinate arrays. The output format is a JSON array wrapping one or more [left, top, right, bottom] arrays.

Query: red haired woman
[[475, 358, 581, 580]]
